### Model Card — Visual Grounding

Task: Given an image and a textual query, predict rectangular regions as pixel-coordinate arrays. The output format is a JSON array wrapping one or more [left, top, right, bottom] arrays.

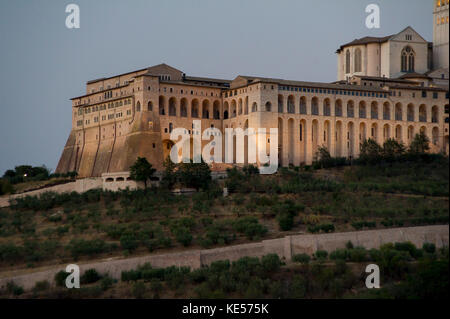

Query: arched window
[[136, 101, 141, 112], [311, 97, 319, 115], [265, 102, 272, 112], [147, 101, 153, 111], [288, 96, 295, 113], [354, 48, 362, 73], [252, 102, 257, 112], [401, 46, 415, 72], [278, 95, 283, 113], [300, 97, 307, 114], [345, 50, 351, 74]]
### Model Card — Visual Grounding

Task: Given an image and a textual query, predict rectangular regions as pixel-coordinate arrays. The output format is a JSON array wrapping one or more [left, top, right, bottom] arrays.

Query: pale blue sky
[[0, 0, 433, 174]]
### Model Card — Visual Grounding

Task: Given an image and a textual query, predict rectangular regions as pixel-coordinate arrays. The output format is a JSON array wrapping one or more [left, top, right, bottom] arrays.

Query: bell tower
[[433, 0, 449, 70]]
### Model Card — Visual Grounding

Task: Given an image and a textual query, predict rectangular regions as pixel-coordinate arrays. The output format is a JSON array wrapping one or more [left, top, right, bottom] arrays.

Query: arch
[[159, 96, 165, 115], [336, 121, 343, 157], [432, 127, 439, 145], [252, 102, 258, 112], [407, 125, 414, 141], [238, 98, 243, 115], [395, 124, 402, 142], [288, 118, 294, 165], [162, 139, 175, 162], [169, 122, 173, 133], [288, 95, 295, 114], [278, 118, 283, 166], [299, 119, 307, 164], [354, 48, 362, 73], [231, 100, 237, 118], [147, 101, 153, 111], [370, 101, 378, 119], [136, 101, 141, 112], [213, 100, 220, 119], [383, 102, 390, 120], [323, 98, 331, 116], [359, 122, 367, 143], [265, 101, 272, 112], [278, 95, 284, 113], [312, 119, 319, 159], [244, 96, 249, 115], [191, 99, 199, 118], [371, 123, 378, 142], [311, 97, 319, 115], [359, 101, 366, 118], [401, 46, 415, 72], [383, 124, 390, 141], [395, 103, 402, 121], [244, 120, 249, 165], [345, 49, 351, 73], [202, 100, 210, 119], [300, 96, 307, 114], [432, 106, 439, 123], [105, 178, 114, 182], [335, 99, 342, 117], [223, 101, 229, 119], [180, 98, 188, 117], [324, 120, 331, 150], [348, 122, 355, 157], [420, 126, 427, 136], [169, 97, 176, 116], [419, 104, 427, 122], [116, 177, 124, 182], [347, 100, 354, 118], [407, 103, 415, 121]]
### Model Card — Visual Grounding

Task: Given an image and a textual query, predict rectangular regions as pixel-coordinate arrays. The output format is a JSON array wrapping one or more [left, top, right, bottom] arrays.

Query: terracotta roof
[[399, 72, 431, 80]]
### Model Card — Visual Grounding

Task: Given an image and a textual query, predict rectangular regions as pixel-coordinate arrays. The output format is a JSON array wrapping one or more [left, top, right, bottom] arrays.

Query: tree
[[409, 132, 430, 154], [161, 157, 177, 189], [359, 138, 383, 163], [177, 159, 211, 191], [382, 138, 406, 159], [129, 157, 156, 189]]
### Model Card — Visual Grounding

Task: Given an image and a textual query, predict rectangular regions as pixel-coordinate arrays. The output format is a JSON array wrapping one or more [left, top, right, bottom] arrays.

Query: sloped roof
[[336, 35, 393, 53]]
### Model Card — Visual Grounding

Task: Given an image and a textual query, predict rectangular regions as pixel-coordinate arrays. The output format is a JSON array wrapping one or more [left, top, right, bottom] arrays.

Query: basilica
[[56, 0, 449, 177]]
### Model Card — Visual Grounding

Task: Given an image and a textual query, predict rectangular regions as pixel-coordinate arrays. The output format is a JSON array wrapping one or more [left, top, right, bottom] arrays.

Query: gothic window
[[401, 46, 415, 72], [345, 50, 351, 73], [354, 48, 362, 73]]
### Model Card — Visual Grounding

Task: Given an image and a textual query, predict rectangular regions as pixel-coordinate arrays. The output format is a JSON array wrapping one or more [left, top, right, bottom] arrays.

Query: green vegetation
[[129, 157, 156, 189], [7, 243, 447, 299]]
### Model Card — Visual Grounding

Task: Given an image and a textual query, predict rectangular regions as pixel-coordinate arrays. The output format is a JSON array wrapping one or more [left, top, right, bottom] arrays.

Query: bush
[[173, 227, 193, 247], [232, 217, 268, 240], [314, 250, 328, 260], [120, 232, 139, 252], [6, 281, 24, 296], [33, 280, 50, 292], [292, 253, 311, 265], [55, 270, 70, 287], [277, 212, 294, 231], [81, 269, 101, 284], [131, 282, 147, 299], [261, 254, 281, 274], [423, 243, 436, 254]]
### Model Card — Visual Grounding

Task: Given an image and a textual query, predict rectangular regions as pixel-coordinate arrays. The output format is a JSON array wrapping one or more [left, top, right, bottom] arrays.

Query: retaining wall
[[0, 225, 447, 291]]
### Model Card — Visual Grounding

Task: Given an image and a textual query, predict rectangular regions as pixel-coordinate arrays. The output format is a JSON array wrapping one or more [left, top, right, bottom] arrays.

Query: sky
[[0, 0, 434, 175]]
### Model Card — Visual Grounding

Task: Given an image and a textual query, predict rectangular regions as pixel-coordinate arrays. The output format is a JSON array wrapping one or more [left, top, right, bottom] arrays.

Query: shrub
[[33, 280, 50, 292], [314, 250, 328, 260], [172, 227, 193, 247], [232, 217, 268, 240], [423, 243, 436, 254], [120, 232, 139, 252], [6, 281, 24, 296], [81, 269, 101, 284], [289, 275, 307, 298], [292, 253, 311, 265], [277, 212, 294, 231], [55, 270, 70, 287], [131, 282, 147, 299], [261, 254, 281, 274]]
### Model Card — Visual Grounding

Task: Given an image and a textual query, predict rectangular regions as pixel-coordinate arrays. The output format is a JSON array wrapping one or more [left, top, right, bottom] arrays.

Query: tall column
[[306, 118, 313, 164]]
